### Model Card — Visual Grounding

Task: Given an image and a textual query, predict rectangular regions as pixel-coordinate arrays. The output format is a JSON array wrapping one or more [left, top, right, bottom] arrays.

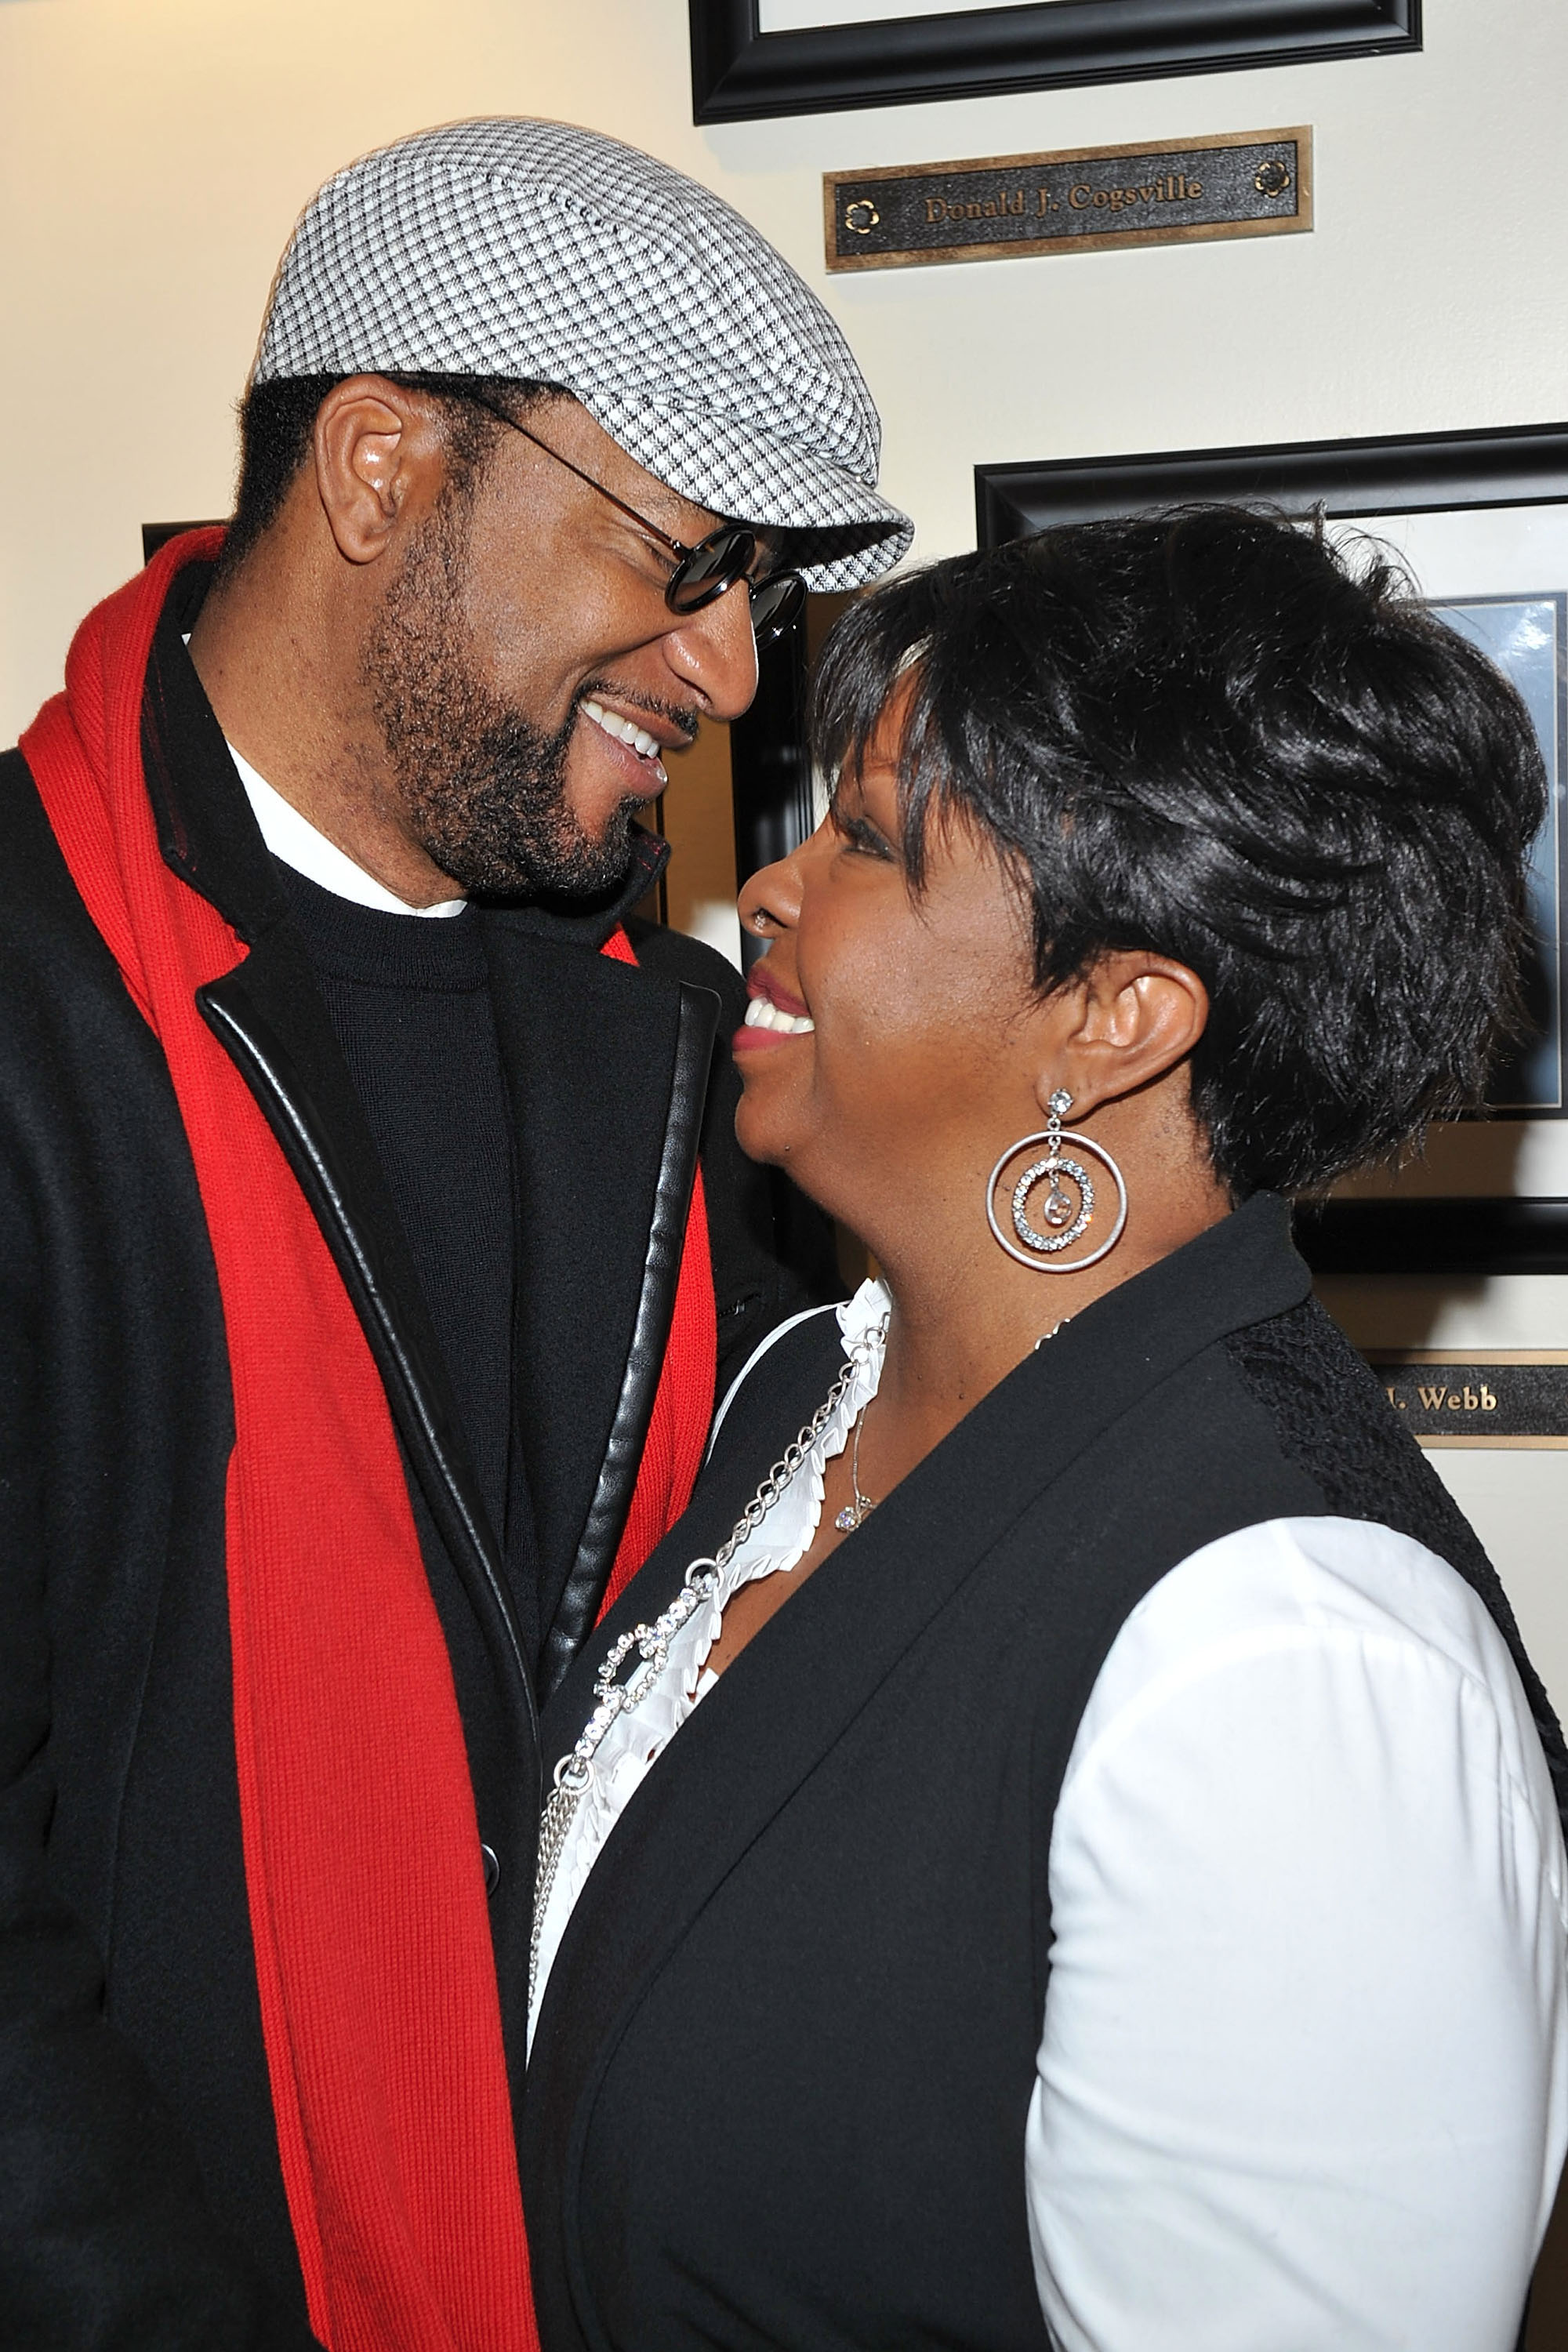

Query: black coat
[[522, 1196, 1567, 2351], [0, 567, 830, 2347]]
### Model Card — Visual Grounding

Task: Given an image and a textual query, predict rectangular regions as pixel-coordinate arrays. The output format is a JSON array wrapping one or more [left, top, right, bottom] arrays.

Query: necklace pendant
[[834, 1503, 861, 1532]]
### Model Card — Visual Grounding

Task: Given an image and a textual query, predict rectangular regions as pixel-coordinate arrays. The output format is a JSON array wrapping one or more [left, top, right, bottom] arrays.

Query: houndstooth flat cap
[[255, 118, 913, 591]]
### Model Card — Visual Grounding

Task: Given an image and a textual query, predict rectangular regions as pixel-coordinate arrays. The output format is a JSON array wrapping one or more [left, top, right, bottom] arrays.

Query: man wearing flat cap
[[0, 118, 910, 2348]]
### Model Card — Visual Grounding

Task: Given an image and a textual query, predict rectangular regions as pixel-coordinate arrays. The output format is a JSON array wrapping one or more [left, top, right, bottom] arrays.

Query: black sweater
[[276, 869, 522, 1565]]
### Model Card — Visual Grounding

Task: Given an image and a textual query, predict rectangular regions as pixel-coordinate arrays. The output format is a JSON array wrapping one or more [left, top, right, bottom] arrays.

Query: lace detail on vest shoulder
[[1225, 1296, 1568, 1817]]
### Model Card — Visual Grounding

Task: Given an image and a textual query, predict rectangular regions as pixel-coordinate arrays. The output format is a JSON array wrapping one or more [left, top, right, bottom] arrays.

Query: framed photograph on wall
[[976, 423, 1568, 1274], [690, 0, 1420, 123]]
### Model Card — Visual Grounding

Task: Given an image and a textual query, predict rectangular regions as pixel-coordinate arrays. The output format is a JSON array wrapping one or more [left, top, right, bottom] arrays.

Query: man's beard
[[362, 492, 644, 898]]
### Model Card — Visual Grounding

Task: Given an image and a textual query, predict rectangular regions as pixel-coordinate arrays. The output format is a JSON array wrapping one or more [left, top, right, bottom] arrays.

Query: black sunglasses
[[466, 395, 806, 643]]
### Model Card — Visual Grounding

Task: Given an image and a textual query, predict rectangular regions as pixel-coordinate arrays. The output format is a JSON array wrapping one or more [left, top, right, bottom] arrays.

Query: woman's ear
[[1029, 951, 1210, 1120]]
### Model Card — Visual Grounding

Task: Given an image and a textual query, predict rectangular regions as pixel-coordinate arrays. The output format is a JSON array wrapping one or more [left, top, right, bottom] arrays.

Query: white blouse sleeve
[[1026, 1515, 1568, 2352]]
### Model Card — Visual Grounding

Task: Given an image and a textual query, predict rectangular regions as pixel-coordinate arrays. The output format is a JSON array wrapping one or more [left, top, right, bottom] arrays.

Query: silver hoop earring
[[985, 1089, 1128, 1275]]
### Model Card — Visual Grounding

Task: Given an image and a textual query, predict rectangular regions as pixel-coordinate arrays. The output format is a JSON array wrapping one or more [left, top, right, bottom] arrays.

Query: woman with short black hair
[[523, 510, 1568, 2352]]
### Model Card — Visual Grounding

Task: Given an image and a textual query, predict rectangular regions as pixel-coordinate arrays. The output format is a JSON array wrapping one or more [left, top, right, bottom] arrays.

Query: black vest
[[521, 1195, 1566, 2352]]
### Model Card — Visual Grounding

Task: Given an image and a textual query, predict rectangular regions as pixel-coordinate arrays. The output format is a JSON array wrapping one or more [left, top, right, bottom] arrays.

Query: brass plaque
[[824, 127, 1311, 274], [1366, 1352, 1568, 1449]]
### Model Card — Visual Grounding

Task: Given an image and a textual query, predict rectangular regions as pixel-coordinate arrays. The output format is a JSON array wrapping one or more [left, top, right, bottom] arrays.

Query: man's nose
[[662, 579, 762, 722]]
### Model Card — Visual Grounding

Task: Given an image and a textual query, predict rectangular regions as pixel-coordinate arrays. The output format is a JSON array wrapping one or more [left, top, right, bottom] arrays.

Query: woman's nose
[[739, 843, 809, 940]]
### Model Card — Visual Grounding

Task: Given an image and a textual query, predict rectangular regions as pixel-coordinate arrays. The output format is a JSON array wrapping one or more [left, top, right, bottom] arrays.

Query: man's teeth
[[744, 996, 815, 1035], [582, 698, 666, 773]]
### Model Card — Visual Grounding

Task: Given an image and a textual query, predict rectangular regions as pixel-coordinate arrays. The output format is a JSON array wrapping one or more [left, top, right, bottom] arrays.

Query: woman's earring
[[985, 1089, 1129, 1274]]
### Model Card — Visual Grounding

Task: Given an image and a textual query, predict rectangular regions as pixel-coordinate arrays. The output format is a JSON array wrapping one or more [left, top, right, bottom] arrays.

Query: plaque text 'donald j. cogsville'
[[825, 128, 1312, 274]]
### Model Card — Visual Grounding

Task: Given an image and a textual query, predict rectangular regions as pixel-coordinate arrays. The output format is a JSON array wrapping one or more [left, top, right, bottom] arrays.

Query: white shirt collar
[[227, 744, 469, 920]]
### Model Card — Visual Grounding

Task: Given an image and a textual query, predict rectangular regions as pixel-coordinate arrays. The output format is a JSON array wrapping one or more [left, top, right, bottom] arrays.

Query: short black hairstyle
[[220, 371, 554, 572], [810, 507, 1548, 1196]]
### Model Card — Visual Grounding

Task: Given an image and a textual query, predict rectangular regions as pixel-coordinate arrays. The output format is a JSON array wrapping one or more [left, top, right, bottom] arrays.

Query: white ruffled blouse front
[[528, 1279, 891, 2053]]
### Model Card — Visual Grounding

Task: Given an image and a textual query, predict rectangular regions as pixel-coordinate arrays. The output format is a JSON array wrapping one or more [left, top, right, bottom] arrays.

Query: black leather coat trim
[[539, 979, 720, 1702], [198, 972, 538, 1756]]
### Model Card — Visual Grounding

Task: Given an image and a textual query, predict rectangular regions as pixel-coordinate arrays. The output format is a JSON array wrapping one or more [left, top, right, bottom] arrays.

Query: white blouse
[[529, 1282, 890, 2050], [531, 1281, 1568, 2350]]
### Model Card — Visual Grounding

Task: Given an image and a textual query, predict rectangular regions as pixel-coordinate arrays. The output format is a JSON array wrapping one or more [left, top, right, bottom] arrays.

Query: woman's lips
[[748, 964, 810, 1017], [734, 971, 815, 1053]]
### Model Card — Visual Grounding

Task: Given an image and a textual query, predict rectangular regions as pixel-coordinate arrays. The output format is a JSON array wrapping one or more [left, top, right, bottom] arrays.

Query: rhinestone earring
[[985, 1089, 1129, 1274]]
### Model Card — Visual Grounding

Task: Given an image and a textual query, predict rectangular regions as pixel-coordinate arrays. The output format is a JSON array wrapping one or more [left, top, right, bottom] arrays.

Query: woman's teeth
[[582, 699, 667, 779], [744, 996, 815, 1035]]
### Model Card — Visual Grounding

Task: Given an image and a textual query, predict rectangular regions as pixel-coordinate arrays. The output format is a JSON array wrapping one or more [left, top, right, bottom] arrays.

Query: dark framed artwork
[[143, 521, 220, 561], [690, 0, 1419, 123], [977, 423, 1568, 1273], [728, 593, 858, 965]]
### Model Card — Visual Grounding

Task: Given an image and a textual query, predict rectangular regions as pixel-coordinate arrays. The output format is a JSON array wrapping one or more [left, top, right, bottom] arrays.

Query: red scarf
[[21, 533, 716, 2349]]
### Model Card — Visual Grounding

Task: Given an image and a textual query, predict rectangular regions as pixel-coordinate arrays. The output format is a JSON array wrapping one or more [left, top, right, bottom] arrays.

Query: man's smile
[[580, 697, 668, 783], [577, 692, 696, 791]]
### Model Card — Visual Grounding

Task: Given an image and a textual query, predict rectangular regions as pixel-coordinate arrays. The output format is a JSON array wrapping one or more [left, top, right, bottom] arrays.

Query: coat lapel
[[140, 583, 535, 1752], [528, 1197, 1312, 2129], [481, 914, 719, 1689]]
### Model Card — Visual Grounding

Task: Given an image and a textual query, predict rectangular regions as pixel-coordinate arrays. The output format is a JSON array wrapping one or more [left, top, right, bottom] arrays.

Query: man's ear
[[1030, 950, 1210, 1120], [310, 376, 448, 566]]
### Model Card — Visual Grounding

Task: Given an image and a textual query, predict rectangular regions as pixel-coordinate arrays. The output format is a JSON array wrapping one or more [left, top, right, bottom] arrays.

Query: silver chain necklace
[[528, 1306, 1069, 2013], [531, 1330, 884, 2009], [834, 1400, 878, 1532]]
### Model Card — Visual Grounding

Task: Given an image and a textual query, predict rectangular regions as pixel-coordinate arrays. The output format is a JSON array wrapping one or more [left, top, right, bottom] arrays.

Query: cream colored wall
[[5, 0, 1568, 1698], [9, 0, 1566, 742]]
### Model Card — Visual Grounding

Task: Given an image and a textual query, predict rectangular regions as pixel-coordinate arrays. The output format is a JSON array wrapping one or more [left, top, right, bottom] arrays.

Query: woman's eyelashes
[[830, 802, 896, 860]]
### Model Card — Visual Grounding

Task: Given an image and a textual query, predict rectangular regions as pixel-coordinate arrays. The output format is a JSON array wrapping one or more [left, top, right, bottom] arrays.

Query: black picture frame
[[690, 0, 1419, 124], [728, 611, 814, 968], [143, 521, 220, 561], [978, 421, 1568, 1275], [975, 423, 1568, 547], [1294, 1198, 1568, 1279]]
